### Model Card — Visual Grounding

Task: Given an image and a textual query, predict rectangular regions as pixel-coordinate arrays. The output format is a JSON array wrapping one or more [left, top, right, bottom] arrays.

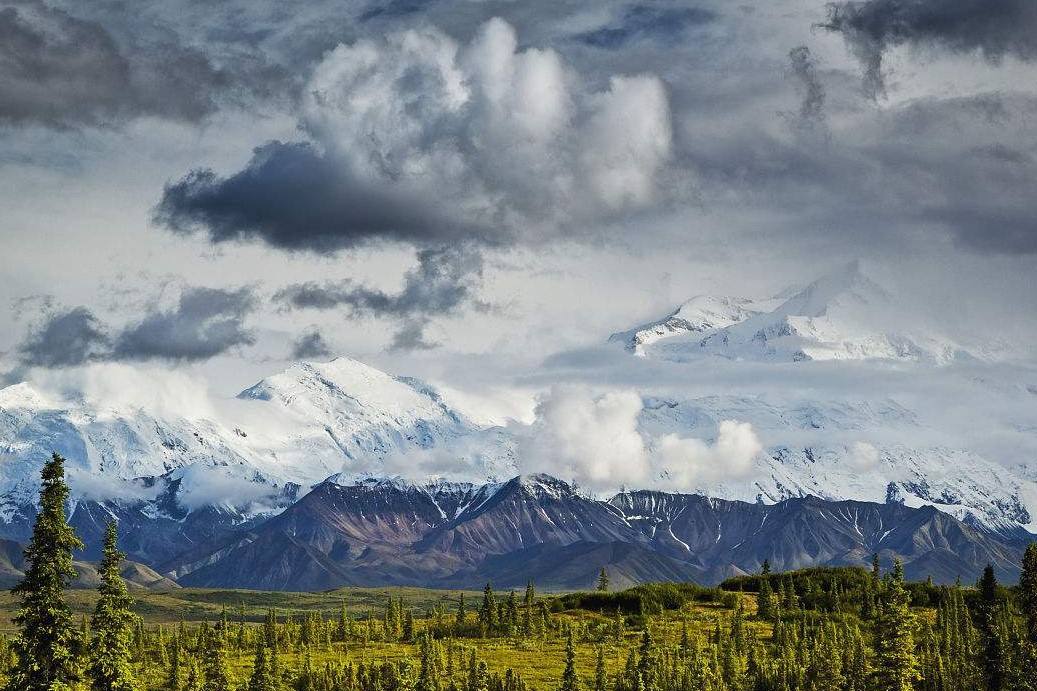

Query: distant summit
[[613, 260, 983, 364]]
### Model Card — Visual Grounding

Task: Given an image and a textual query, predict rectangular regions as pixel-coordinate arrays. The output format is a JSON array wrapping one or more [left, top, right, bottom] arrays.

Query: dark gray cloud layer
[[290, 328, 332, 360], [154, 142, 492, 253], [13, 287, 256, 370], [112, 286, 256, 361], [689, 91, 1037, 254], [17, 306, 109, 368], [573, 4, 715, 49], [787, 46, 826, 133], [823, 0, 1037, 97], [275, 245, 486, 350], [0, 0, 231, 126]]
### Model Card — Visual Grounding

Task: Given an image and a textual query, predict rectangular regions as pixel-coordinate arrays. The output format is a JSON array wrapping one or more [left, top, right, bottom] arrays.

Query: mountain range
[[0, 262, 1034, 590]]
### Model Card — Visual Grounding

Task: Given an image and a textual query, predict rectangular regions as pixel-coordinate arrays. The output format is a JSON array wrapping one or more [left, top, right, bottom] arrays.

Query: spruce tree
[[201, 628, 231, 691], [479, 583, 497, 634], [247, 642, 272, 691], [1020, 542, 1037, 645], [757, 578, 775, 622], [593, 645, 607, 691], [597, 568, 610, 592], [6, 452, 85, 691], [184, 660, 202, 691], [873, 559, 918, 691], [559, 631, 579, 691], [88, 522, 139, 688], [457, 593, 467, 628], [522, 582, 535, 635], [88, 521, 139, 691], [167, 633, 182, 691], [977, 564, 1005, 691]]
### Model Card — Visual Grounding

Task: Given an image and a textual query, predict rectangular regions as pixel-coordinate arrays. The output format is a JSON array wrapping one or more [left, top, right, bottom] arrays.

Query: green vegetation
[[1, 453, 1036, 691]]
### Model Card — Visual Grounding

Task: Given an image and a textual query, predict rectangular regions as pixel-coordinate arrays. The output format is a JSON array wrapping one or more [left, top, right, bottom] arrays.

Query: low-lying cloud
[[516, 385, 764, 493]]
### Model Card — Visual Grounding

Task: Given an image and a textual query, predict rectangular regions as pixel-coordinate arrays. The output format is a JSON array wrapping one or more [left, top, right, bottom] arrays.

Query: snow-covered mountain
[[608, 295, 780, 356], [638, 394, 1036, 534], [0, 357, 513, 544], [615, 261, 990, 364], [0, 261, 1035, 587]]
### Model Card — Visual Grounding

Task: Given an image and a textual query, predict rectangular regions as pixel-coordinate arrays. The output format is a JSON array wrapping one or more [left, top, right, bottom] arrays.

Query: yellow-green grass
[[131, 593, 765, 690]]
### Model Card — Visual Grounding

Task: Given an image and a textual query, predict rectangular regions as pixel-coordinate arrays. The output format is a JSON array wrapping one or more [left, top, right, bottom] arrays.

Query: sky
[[1, 0, 1037, 425]]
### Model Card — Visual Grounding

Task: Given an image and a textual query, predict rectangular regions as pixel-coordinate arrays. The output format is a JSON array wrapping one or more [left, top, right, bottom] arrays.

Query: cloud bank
[[516, 385, 763, 493], [12, 286, 256, 372]]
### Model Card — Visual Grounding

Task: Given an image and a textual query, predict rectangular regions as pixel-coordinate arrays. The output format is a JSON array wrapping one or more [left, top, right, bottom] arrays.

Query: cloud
[[822, 0, 1037, 98], [11, 286, 256, 370], [848, 441, 880, 470], [172, 463, 280, 511], [111, 286, 256, 362], [275, 244, 486, 350], [515, 385, 763, 492], [787, 46, 827, 135], [517, 386, 652, 491], [156, 18, 675, 253], [655, 420, 762, 488], [573, 4, 716, 49], [17, 306, 109, 367], [290, 328, 332, 360], [0, 0, 228, 127], [154, 141, 484, 253]]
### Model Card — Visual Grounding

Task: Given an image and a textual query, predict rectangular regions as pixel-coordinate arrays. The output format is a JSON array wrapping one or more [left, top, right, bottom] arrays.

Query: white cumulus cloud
[[517, 386, 762, 493], [299, 17, 674, 238]]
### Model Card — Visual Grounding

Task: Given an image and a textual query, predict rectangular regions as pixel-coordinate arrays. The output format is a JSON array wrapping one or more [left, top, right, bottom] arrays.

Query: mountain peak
[[0, 382, 49, 411], [772, 259, 890, 320]]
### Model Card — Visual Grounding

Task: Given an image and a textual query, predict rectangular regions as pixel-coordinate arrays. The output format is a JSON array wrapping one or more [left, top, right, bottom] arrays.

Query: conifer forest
[[2, 454, 1035, 691]]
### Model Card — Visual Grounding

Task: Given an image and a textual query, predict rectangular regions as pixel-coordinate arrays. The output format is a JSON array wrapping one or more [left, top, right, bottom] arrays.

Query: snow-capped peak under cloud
[[618, 260, 995, 364]]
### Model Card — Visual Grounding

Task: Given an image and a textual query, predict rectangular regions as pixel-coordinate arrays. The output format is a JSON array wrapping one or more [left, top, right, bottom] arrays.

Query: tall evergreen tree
[[88, 521, 139, 691], [457, 592, 467, 628], [522, 582, 535, 635], [597, 568, 610, 592], [977, 564, 1005, 691], [247, 642, 272, 691], [593, 645, 607, 691], [201, 628, 231, 691], [757, 578, 775, 621], [479, 583, 497, 633], [1020, 543, 1037, 645], [873, 559, 918, 691], [559, 631, 579, 691], [6, 452, 85, 691]]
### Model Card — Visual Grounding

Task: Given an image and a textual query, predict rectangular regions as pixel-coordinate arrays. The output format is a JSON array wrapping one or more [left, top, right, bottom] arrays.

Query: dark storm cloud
[[290, 329, 332, 360], [12, 287, 257, 369], [275, 246, 485, 318], [787, 46, 826, 133], [17, 307, 109, 367], [275, 246, 485, 351], [573, 4, 715, 49], [822, 0, 1037, 98], [359, 0, 437, 23], [154, 142, 492, 254], [111, 287, 256, 362], [0, 0, 229, 126], [389, 318, 437, 352], [686, 91, 1037, 254]]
